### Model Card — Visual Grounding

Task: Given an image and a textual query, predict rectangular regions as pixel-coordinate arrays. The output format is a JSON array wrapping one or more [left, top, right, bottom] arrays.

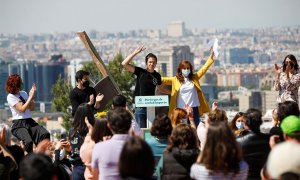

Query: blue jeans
[[72, 165, 85, 180], [192, 106, 200, 127], [135, 107, 147, 128]]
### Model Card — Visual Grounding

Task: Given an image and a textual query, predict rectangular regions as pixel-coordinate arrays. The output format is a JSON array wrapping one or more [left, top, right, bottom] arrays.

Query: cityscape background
[[1, 0, 300, 133]]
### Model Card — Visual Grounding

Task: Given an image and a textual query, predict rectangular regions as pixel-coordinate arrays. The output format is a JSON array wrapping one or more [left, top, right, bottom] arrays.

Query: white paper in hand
[[207, 38, 219, 58]]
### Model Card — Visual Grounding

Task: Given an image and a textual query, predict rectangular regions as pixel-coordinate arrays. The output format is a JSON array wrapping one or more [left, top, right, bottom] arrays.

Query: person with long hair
[[6, 74, 50, 154], [69, 103, 95, 180], [161, 123, 200, 180], [170, 107, 196, 129], [197, 108, 228, 150], [80, 118, 112, 180], [122, 46, 162, 128], [274, 54, 300, 103], [229, 112, 246, 137], [190, 122, 248, 179], [119, 136, 155, 180], [159, 50, 214, 127]]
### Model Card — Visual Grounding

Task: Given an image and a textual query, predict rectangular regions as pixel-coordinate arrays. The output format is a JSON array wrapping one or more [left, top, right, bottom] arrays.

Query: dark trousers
[[11, 118, 50, 153], [192, 106, 200, 127], [135, 107, 147, 128]]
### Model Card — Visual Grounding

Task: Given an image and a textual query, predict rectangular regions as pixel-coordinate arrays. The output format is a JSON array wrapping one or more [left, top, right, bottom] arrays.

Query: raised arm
[[195, 49, 215, 79], [121, 45, 146, 73], [14, 84, 36, 113]]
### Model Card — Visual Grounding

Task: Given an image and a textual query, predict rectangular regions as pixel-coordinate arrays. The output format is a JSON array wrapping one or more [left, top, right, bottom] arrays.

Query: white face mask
[[182, 69, 190, 77], [236, 122, 244, 129]]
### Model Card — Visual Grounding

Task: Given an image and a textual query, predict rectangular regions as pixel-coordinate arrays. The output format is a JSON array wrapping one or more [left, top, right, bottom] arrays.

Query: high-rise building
[[167, 21, 186, 38], [0, 61, 8, 108], [157, 46, 194, 76], [34, 63, 65, 102], [228, 48, 254, 64]]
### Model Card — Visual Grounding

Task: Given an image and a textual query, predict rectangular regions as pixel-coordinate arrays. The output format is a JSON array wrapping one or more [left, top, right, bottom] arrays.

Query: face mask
[[236, 122, 244, 129], [182, 69, 190, 77], [82, 80, 90, 88]]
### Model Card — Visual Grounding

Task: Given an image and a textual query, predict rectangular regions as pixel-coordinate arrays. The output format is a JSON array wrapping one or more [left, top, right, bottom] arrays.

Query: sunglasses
[[285, 61, 295, 66]]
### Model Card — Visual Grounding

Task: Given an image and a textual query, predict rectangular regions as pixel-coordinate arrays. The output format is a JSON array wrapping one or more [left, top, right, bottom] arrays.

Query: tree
[[51, 75, 72, 131], [82, 53, 135, 107], [82, 62, 102, 86], [108, 53, 135, 104]]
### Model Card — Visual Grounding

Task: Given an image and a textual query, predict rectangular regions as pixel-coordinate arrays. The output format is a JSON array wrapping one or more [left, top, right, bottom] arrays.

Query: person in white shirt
[[6, 74, 50, 153], [190, 121, 248, 180]]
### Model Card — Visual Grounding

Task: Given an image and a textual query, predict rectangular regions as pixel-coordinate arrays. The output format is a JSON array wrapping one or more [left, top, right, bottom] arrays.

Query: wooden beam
[[77, 31, 121, 94]]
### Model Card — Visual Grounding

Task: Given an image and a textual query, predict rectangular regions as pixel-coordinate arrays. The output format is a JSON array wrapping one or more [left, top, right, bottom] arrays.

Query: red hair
[[176, 60, 194, 83], [6, 74, 22, 94]]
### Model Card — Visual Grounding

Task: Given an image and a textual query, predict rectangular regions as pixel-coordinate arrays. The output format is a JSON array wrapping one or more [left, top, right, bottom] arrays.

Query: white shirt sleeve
[[7, 94, 20, 107]]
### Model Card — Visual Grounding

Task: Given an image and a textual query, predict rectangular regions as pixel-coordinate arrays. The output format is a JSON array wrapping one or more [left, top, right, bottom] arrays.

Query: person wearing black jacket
[[237, 108, 270, 180], [161, 124, 199, 180], [68, 103, 95, 180]]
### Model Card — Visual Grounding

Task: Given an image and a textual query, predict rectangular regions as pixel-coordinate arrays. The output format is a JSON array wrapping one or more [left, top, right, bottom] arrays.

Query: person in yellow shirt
[[159, 50, 214, 126]]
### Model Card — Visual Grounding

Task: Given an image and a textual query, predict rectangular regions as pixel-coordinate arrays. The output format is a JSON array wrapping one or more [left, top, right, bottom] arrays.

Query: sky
[[0, 0, 299, 34]]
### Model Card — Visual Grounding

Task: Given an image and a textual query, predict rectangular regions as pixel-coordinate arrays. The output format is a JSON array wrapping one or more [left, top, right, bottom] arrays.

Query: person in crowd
[[70, 70, 104, 116], [111, 94, 143, 137], [6, 74, 50, 154], [274, 54, 300, 103], [170, 107, 196, 129], [266, 141, 300, 180], [119, 136, 155, 180], [68, 103, 95, 180], [122, 46, 162, 128], [236, 108, 270, 179], [0, 126, 17, 180], [269, 101, 300, 146], [52, 138, 72, 180], [161, 123, 200, 180], [159, 50, 214, 127], [92, 108, 132, 180], [0, 123, 25, 180], [190, 121, 248, 180], [19, 153, 57, 180], [229, 112, 246, 137], [145, 114, 172, 178], [197, 108, 228, 150], [280, 115, 300, 143], [80, 117, 112, 180]]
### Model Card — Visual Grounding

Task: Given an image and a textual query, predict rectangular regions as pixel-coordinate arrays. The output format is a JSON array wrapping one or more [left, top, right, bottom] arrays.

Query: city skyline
[[1, 0, 300, 34]]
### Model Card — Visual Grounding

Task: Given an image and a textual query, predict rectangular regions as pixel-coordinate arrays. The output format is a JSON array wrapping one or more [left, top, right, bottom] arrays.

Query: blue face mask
[[236, 122, 244, 129], [182, 69, 190, 77]]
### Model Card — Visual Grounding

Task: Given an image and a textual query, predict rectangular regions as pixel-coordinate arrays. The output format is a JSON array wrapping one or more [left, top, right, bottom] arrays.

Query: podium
[[135, 95, 169, 128]]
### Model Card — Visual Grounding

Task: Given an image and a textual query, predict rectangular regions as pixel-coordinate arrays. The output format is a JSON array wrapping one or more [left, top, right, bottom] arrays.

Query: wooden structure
[[77, 31, 121, 111]]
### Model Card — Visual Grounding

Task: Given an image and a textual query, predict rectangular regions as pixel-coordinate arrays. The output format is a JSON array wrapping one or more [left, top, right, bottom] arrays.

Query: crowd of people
[[1, 48, 300, 180]]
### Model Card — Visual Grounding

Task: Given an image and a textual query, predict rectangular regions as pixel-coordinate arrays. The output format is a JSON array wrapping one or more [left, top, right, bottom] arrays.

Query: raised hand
[[211, 101, 218, 111], [274, 64, 281, 75], [210, 48, 215, 60], [95, 93, 104, 102], [133, 45, 146, 55], [185, 104, 193, 118], [29, 83, 36, 99]]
